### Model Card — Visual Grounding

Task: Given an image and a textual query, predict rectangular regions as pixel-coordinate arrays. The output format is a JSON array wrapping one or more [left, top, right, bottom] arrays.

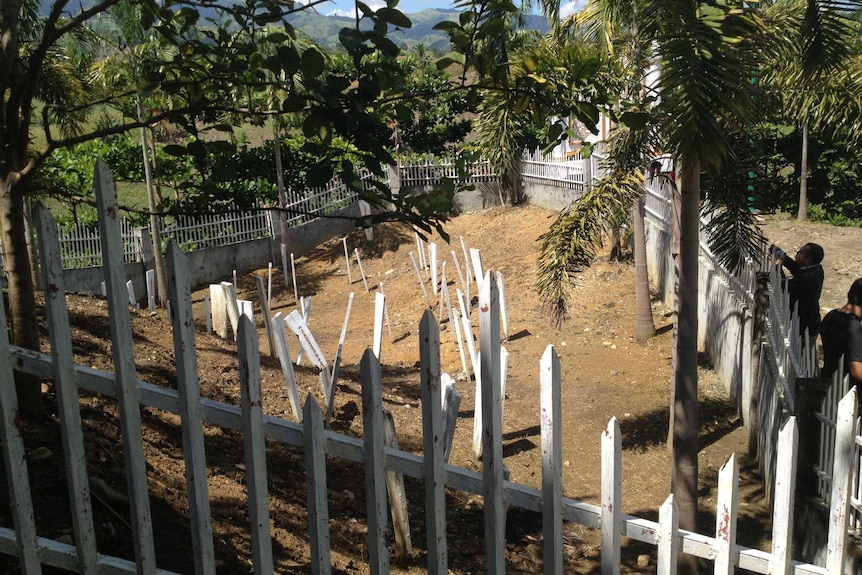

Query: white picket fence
[[1, 161, 857, 574], [397, 154, 495, 188], [58, 217, 144, 268], [160, 203, 273, 252]]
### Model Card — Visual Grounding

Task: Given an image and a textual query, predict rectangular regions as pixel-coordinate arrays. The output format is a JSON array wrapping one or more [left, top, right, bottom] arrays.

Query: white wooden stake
[[409, 251, 433, 308], [342, 237, 353, 283], [290, 253, 298, 302], [126, 280, 138, 308], [373, 291, 386, 361], [469, 248, 484, 290], [272, 312, 301, 422], [430, 242, 438, 292], [540, 345, 563, 574], [451, 250, 469, 311], [378, 282, 393, 342], [496, 271, 509, 341], [204, 295, 212, 333], [354, 248, 369, 292], [146, 268, 156, 311], [416, 232, 427, 270], [281, 243, 289, 288], [459, 236, 472, 286], [267, 262, 272, 308]]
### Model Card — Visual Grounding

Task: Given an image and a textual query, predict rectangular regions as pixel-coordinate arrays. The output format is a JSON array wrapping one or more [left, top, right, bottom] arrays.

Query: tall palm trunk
[[633, 197, 655, 341], [672, 157, 700, 573], [798, 122, 809, 221], [0, 178, 43, 415]]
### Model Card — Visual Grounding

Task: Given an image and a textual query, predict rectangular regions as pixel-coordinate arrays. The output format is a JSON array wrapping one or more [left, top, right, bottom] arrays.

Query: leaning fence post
[[771, 417, 798, 575], [826, 387, 858, 574], [95, 159, 157, 573], [540, 345, 563, 575], [166, 241, 216, 575], [383, 410, 412, 557], [37, 204, 100, 570], [657, 495, 678, 575], [238, 316, 274, 573], [420, 310, 448, 574], [479, 271, 506, 575], [360, 349, 391, 575], [601, 417, 621, 575], [714, 454, 739, 575], [304, 396, 332, 575]]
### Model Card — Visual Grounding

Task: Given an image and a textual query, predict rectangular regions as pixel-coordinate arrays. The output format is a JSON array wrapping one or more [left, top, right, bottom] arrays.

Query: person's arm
[[780, 253, 800, 275], [851, 361, 862, 383]]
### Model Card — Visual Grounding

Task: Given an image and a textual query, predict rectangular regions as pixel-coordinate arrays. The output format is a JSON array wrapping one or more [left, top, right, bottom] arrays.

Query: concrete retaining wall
[[520, 179, 585, 212], [61, 202, 361, 304]]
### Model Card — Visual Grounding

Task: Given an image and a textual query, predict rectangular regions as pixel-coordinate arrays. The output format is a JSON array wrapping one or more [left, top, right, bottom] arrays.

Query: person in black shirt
[[773, 242, 825, 339], [820, 278, 862, 386]]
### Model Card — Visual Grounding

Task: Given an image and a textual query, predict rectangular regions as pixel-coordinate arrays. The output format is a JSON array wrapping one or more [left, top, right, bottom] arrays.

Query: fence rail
[[519, 148, 585, 190], [58, 218, 143, 268]]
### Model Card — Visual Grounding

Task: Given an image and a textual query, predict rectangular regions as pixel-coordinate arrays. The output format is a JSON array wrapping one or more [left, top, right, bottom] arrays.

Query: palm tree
[[758, 0, 862, 220], [534, 0, 763, 562]]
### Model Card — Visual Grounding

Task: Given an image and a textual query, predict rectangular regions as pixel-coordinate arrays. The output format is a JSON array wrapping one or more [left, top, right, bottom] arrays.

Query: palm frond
[[536, 169, 644, 326]]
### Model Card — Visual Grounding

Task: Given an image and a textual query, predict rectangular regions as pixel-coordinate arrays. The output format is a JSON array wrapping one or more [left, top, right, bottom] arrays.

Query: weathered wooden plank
[[360, 349, 391, 575], [479, 272, 506, 575], [209, 285, 228, 338], [442, 375, 461, 463], [459, 236, 473, 301], [496, 271, 509, 341], [470, 248, 484, 290], [826, 387, 857, 573], [657, 495, 678, 575], [383, 410, 412, 556], [94, 159, 157, 574], [450, 249, 468, 307], [420, 311, 448, 574], [34, 203, 99, 574], [271, 312, 301, 423], [373, 292, 385, 360], [601, 416, 621, 575], [304, 397, 331, 575], [255, 275, 276, 357], [540, 345, 563, 575], [430, 242, 438, 294], [165, 241, 216, 575], [410, 251, 433, 308], [714, 454, 739, 575], [285, 309, 328, 372], [342, 237, 353, 283], [237, 316, 274, 573], [0, 271, 41, 574], [220, 281, 240, 341], [354, 248, 369, 291], [379, 283, 393, 342], [771, 417, 798, 575]]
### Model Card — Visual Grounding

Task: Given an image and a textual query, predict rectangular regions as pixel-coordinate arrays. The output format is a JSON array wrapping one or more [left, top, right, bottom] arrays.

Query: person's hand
[[774, 248, 785, 260]]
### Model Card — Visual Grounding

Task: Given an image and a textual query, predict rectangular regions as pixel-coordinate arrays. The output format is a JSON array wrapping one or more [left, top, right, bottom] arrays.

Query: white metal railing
[[58, 218, 143, 269], [398, 154, 495, 188], [279, 171, 376, 228], [520, 148, 585, 190], [160, 203, 273, 252]]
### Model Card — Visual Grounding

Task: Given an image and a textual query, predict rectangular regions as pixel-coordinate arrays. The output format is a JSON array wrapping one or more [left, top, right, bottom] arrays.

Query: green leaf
[[377, 7, 412, 28], [339, 28, 366, 51], [619, 111, 651, 130], [300, 48, 325, 78]]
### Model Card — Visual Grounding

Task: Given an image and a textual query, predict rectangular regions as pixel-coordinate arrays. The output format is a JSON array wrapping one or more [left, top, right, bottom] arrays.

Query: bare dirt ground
[[6, 206, 862, 574]]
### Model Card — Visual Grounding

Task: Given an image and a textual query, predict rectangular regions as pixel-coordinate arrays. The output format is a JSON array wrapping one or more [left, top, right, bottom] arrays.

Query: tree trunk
[[633, 197, 655, 341], [672, 158, 701, 574], [797, 123, 809, 221], [0, 178, 43, 416], [137, 95, 167, 308]]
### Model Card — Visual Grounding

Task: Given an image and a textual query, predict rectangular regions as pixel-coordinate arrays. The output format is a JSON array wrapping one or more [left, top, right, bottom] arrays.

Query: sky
[[319, 0, 588, 20]]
